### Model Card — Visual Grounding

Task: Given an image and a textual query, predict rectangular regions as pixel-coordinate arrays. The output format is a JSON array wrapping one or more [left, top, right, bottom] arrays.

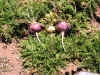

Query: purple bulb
[[56, 21, 69, 31], [30, 23, 42, 32]]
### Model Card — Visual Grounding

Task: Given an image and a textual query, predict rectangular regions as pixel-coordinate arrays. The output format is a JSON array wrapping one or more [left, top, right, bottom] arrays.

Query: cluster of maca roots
[[29, 20, 72, 49]]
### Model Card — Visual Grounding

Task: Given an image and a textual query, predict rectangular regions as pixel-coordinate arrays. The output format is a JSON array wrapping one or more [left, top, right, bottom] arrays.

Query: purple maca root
[[29, 23, 42, 32], [56, 21, 69, 31], [29, 22, 42, 42], [56, 21, 70, 50]]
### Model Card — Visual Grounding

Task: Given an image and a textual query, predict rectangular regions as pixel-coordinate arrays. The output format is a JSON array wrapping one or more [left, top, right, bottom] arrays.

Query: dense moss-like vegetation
[[21, 31, 100, 74]]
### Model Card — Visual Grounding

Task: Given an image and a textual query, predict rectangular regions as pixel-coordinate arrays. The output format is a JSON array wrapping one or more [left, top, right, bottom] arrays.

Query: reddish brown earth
[[0, 40, 29, 75]]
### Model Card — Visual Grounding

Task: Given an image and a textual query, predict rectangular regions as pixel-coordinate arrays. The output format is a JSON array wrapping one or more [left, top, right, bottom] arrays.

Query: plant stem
[[61, 31, 65, 50], [36, 32, 41, 42]]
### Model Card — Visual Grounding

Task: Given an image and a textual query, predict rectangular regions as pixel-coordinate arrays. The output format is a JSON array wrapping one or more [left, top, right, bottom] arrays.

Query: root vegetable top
[[30, 23, 42, 32], [56, 21, 69, 31]]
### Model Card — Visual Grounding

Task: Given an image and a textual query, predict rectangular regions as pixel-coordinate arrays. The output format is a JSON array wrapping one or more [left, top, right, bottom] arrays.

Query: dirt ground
[[0, 40, 29, 75]]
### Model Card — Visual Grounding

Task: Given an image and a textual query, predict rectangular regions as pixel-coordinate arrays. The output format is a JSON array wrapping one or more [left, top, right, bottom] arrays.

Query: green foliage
[[25, 1, 52, 21], [21, 32, 66, 75], [0, 0, 99, 41], [39, 0, 98, 32], [0, 0, 52, 42], [21, 31, 100, 74]]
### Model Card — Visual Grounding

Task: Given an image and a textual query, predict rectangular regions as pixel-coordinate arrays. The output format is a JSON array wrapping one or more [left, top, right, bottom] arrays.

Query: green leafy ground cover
[[0, 0, 100, 74]]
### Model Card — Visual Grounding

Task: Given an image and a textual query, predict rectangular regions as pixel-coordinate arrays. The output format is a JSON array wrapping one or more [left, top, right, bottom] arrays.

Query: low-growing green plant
[[0, 0, 27, 42], [0, 0, 99, 42], [0, 0, 52, 42], [20, 32, 67, 75], [20, 31, 100, 74]]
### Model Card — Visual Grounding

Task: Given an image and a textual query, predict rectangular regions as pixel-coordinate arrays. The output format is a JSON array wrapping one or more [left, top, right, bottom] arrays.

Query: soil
[[0, 40, 29, 75]]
